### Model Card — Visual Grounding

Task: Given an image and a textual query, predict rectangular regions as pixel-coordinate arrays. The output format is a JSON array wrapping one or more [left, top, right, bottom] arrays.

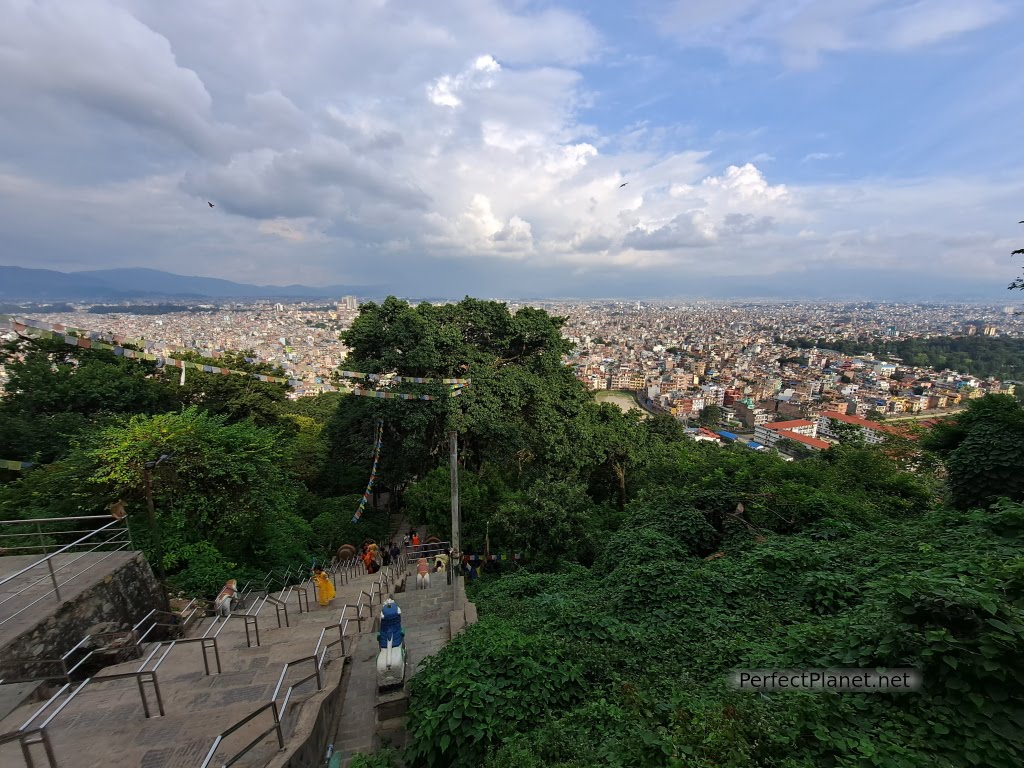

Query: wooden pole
[[143, 467, 166, 580], [449, 430, 460, 562]]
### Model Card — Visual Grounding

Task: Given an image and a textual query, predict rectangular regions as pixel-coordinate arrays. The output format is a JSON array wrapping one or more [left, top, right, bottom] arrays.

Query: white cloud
[[428, 55, 502, 108], [0, 0, 1020, 297], [802, 152, 844, 162], [658, 0, 1009, 66]]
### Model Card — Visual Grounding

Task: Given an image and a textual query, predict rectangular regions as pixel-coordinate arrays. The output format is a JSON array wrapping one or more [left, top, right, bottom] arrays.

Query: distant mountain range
[[0, 266, 382, 301]]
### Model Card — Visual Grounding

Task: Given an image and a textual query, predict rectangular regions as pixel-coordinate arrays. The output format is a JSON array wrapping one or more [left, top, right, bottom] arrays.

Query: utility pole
[[449, 430, 460, 564], [142, 454, 173, 581], [142, 466, 166, 580]]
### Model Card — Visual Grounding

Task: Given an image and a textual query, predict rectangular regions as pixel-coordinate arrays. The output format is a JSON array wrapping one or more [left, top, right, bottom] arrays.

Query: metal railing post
[[271, 702, 285, 751], [45, 558, 61, 602], [136, 672, 151, 719]]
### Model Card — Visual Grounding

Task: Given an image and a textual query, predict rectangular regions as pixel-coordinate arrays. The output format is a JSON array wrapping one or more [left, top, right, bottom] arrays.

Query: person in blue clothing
[[378, 597, 404, 649]]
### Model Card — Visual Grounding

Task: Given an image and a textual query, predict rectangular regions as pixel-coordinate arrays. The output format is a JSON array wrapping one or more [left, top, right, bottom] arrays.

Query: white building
[[817, 411, 887, 445]]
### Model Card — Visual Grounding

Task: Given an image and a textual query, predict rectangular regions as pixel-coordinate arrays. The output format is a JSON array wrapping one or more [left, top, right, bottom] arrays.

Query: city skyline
[[1, 1, 1022, 299]]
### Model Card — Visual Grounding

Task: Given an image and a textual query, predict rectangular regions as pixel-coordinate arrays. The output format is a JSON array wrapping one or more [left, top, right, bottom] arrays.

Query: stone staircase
[[330, 566, 458, 765], [0, 563, 390, 768]]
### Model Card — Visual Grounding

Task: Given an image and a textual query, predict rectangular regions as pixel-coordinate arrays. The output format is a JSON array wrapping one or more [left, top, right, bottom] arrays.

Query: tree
[[698, 404, 722, 427], [327, 297, 607, 498], [159, 350, 289, 427], [88, 408, 308, 592], [922, 394, 1024, 510]]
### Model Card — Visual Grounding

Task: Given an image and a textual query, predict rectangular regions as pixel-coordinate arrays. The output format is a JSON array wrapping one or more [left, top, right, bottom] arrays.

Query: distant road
[[882, 407, 965, 423]]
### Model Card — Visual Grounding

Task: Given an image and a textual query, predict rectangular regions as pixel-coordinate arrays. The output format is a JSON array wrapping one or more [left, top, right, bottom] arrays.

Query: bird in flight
[[208, 201, 215, 208], [619, 182, 629, 188]]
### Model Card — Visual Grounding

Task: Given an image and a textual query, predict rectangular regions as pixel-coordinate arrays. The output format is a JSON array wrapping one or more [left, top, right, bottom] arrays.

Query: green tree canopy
[[89, 408, 306, 577], [923, 394, 1024, 509]]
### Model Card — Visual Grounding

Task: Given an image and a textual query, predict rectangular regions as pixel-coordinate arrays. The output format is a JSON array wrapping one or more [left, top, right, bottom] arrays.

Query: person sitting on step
[[214, 579, 238, 617]]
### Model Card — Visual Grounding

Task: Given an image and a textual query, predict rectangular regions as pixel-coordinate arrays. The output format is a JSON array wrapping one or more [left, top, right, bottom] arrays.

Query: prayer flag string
[[337, 370, 470, 385], [1, 317, 298, 386], [352, 419, 385, 523]]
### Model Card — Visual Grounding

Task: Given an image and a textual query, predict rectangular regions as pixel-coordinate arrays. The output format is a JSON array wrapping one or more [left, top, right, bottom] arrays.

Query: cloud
[[428, 55, 502, 108], [0, 1, 1020, 299], [0, 1, 218, 153], [802, 152, 844, 162], [657, 0, 1010, 66], [721, 213, 777, 235], [623, 212, 716, 250]]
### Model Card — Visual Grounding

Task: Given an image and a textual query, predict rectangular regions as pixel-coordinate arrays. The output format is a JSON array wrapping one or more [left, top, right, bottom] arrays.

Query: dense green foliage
[[922, 394, 1024, 510], [0, 336, 388, 594], [789, 335, 1024, 381], [410, 488, 1024, 767]]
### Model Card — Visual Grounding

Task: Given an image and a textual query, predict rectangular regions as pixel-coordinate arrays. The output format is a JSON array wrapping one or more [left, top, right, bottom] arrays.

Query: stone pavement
[[0, 562, 387, 768]]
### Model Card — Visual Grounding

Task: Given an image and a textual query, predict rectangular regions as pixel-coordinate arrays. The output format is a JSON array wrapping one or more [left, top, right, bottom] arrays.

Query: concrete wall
[[271, 668, 345, 768], [0, 553, 167, 680]]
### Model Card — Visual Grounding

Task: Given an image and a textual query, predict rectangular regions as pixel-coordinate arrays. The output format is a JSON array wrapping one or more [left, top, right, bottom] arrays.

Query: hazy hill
[[0, 265, 380, 301]]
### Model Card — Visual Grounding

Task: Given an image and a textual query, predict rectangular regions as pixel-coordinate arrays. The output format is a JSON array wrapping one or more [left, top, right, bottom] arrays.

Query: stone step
[[0, 567, 389, 768]]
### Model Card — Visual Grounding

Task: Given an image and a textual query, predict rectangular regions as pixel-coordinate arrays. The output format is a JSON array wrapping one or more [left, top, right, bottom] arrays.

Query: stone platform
[[0, 551, 162, 682]]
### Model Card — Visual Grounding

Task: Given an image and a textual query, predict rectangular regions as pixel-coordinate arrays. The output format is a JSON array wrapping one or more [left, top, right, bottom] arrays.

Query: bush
[[405, 619, 585, 768]]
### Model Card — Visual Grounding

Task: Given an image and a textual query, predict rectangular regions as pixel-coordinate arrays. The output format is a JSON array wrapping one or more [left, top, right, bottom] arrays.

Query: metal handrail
[[138, 636, 222, 676], [0, 726, 57, 768], [198, 546, 398, 767], [270, 654, 322, 721], [0, 515, 120, 526], [0, 519, 124, 585], [0, 518, 133, 627], [20, 670, 165, 735], [254, 594, 289, 628], [314, 618, 351, 669], [0, 534, 133, 605], [199, 701, 284, 768], [205, 611, 261, 647]]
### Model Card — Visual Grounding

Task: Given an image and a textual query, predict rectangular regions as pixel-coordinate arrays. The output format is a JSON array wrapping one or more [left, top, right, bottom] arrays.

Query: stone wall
[[269, 666, 346, 768], [0, 553, 167, 680]]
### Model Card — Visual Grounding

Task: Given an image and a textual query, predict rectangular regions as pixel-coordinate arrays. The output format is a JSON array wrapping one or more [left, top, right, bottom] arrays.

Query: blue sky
[[576, 1, 1024, 179], [0, 0, 1021, 299]]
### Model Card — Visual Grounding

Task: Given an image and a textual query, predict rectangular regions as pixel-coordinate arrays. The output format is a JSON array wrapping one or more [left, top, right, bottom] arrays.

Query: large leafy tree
[[0, 336, 175, 463], [326, 297, 601, 498], [923, 394, 1024, 509], [156, 350, 289, 426], [88, 407, 308, 591]]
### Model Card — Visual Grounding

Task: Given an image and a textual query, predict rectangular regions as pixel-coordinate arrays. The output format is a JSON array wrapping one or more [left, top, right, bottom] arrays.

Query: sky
[[1, 0, 1022, 299]]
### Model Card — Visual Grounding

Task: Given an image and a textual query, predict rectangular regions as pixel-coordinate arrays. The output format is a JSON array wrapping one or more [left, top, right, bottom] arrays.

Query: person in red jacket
[[411, 531, 420, 548]]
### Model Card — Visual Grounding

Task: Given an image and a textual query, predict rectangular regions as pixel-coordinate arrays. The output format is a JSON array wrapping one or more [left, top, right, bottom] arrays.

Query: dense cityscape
[[3, 297, 1020, 459]]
